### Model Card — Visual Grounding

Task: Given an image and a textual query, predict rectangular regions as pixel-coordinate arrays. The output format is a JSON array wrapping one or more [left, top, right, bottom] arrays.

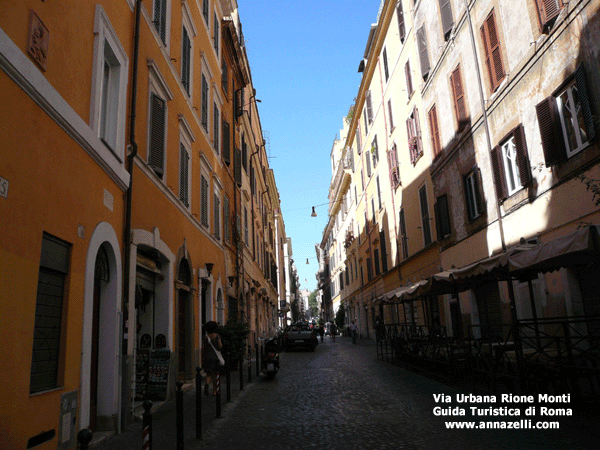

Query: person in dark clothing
[[201, 321, 223, 396], [318, 325, 325, 342]]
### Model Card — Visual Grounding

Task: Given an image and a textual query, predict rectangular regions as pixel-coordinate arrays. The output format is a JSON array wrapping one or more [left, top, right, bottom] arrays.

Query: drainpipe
[[463, 0, 523, 386], [122, 0, 142, 429]]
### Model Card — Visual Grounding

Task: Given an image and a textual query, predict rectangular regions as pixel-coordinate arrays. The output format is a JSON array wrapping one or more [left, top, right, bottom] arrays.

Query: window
[[222, 119, 231, 164], [355, 127, 362, 153], [480, 9, 505, 92], [438, 0, 454, 40], [213, 193, 221, 240], [213, 12, 220, 53], [179, 143, 190, 207], [30, 233, 71, 393], [434, 195, 451, 240], [388, 143, 401, 189], [387, 100, 394, 130], [534, 0, 563, 32], [181, 26, 191, 95], [397, 1, 406, 42], [399, 209, 408, 259], [224, 195, 230, 241], [244, 207, 249, 244], [367, 257, 373, 281], [382, 47, 389, 81], [450, 64, 468, 130], [366, 146, 372, 177], [376, 176, 382, 210], [91, 5, 129, 159], [221, 58, 228, 95], [405, 60, 413, 99], [242, 136, 248, 172], [419, 186, 432, 246], [371, 136, 379, 167], [417, 25, 430, 80], [374, 248, 381, 276], [406, 107, 423, 165], [213, 102, 220, 153], [201, 175, 209, 227], [201, 74, 209, 132], [428, 104, 441, 158], [536, 65, 596, 165], [202, 0, 210, 25], [491, 125, 531, 201], [153, 0, 168, 45], [379, 230, 388, 273], [365, 90, 374, 126], [148, 93, 166, 177], [464, 168, 483, 221]]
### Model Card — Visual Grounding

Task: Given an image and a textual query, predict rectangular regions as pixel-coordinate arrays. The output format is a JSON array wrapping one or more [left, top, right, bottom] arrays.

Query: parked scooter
[[261, 337, 280, 378]]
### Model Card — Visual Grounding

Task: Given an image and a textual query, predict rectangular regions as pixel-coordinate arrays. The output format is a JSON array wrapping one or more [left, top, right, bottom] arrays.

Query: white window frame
[[557, 81, 589, 158], [90, 5, 129, 161], [500, 136, 522, 196]]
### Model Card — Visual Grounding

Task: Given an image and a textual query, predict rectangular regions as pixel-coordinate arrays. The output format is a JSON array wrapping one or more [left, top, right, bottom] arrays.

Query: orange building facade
[[0, 1, 287, 448]]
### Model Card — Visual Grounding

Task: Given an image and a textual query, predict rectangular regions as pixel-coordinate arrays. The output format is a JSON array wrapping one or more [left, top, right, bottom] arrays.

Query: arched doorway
[[177, 259, 193, 378]]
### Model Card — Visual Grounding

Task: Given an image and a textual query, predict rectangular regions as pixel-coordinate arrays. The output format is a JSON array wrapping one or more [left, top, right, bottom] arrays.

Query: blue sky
[[238, 0, 380, 291]]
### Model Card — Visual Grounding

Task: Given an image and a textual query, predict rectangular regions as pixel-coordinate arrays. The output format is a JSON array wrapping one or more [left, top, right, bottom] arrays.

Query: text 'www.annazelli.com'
[[445, 420, 560, 429]]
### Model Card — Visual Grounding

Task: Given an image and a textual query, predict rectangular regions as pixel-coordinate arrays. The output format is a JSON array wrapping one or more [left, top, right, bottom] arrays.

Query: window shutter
[[380, 230, 388, 273], [439, 0, 454, 39], [428, 104, 441, 158], [149, 93, 165, 177], [536, 0, 562, 29], [366, 90, 373, 124], [434, 200, 443, 241], [383, 48, 389, 81], [372, 136, 379, 166], [179, 145, 189, 206], [481, 10, 505, 92], [474, 166, 484, 215], [513, 124, 531, 186], [201, 176, 209, 227], [417, 26, 430, 80], [388, 144, 400, 188], [450, 65, 467, 129], [213, 103, 219, 152], [154, 0, 167, 44], [355, 127, 362, 154], [201, 75, 209, 130], [222, 119, 230, 165], [214, 194, 220, 239], [575, 64, 596, 142], [490, 145, 507, 202], [405, 61, 413, 98], [234, 148, 242, 186], [397, 2, 406, 42], [366, 147, 371, 177], [536, 96, 567, 166], [414, 107, 422, 154], [182, 27, 191, 94]]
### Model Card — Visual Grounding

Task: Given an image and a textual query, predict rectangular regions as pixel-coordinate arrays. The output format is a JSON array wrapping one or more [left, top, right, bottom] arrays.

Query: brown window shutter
[[575, 64, 596, 142], [397, 2, 406, 42], [417, 26, 431, 80], [535, 96, 566, 166], [428, 104, 441, 158], [149, 93, 165, 177], [536, 0, 563, 29], [222, 120, 231, 165], [450, 65, 467, 128], [405, 61, 413, 98], [513, 124, 531, 186], [490, 145, 507, 201], [481, 10, 505, 91], [438, 0, 454, 39], [234, 148, 242, 186]]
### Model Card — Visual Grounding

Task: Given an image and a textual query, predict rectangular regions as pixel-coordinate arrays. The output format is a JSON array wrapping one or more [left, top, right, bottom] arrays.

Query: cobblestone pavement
[[198, 336, 598, 450]]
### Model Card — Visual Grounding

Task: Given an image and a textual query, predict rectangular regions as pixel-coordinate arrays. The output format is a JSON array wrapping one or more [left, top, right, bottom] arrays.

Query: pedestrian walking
[[201, 321, 224, 396], [318, 324, 325, 343], [330, 322, 337, 342], [350, 320, 357, 344]]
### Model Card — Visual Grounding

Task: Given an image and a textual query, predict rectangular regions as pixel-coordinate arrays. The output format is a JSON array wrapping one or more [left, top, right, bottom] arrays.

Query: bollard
[[226, 363, 231, 402], [142, 400, 153, 450], [216, 371, 221, 418], [176, 381, 184, 450], [239, 357, 244, 391], [77, 429, 92, 450], [195, 367, 202, 440]]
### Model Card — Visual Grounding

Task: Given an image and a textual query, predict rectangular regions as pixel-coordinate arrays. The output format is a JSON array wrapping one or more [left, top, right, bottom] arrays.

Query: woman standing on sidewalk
[[201, 321, 223, 396]]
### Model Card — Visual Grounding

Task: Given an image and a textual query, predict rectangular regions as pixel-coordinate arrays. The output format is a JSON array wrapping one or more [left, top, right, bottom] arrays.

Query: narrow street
[[199, 336, 598, 450]]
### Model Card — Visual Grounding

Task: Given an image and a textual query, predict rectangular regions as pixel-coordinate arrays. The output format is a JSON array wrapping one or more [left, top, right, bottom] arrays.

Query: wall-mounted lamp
[[311, 207, 317, 217], [306, 258, 309, 264], [205, 263, 214, 277], [228, 275, 235, 287]]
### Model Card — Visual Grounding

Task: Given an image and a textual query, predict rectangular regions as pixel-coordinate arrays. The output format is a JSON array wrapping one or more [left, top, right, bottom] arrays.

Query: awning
[[509, 225, 600, 275]]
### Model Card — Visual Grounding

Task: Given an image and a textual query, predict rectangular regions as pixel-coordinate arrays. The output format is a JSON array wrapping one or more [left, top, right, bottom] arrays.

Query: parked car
[[283, 322, 318, 351]]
